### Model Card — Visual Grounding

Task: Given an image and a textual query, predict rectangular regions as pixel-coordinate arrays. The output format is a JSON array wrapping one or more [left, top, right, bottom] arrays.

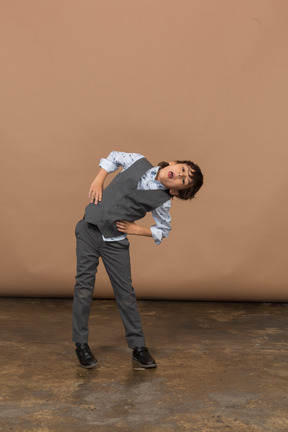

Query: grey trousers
[[72, 219, 145, 349]]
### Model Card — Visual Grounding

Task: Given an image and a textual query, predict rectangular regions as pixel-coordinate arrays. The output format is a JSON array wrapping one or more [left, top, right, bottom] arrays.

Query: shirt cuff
[[150, 226, 164, 245], [99, 158, 117, 174]]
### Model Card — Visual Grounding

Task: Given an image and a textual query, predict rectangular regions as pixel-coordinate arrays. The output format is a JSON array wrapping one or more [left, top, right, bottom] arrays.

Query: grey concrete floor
[[1, 299, 288, 432]]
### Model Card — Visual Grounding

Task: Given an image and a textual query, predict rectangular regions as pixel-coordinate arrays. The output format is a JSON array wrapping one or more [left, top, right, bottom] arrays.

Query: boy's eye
[[182, 179, 185, 184]]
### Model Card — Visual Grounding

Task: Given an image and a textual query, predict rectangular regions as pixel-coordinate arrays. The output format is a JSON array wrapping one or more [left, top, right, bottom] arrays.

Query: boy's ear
[[169, 189, 179, 196], [168, 161, 177, 166]]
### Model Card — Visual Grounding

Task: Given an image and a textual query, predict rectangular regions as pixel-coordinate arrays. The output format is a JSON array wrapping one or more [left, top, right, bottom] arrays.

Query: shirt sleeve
[[150, 199, 172, 245], [99, 151, 144, 173]]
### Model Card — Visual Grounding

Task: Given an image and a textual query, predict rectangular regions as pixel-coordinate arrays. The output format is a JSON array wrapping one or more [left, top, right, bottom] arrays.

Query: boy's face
[[156, 162, 194, 196]]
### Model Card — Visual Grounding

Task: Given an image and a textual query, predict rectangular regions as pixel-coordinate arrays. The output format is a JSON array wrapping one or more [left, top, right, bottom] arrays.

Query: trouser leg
[[72, 220, 101, 343], [101, 239, 145, 349]]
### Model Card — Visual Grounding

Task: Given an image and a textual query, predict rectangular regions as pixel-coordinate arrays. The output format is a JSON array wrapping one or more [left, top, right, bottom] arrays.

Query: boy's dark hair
[[158, 160, 204, 200]]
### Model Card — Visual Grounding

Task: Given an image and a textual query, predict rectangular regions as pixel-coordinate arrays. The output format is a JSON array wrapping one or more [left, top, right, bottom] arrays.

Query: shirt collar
[[149, 166, 167, 190]]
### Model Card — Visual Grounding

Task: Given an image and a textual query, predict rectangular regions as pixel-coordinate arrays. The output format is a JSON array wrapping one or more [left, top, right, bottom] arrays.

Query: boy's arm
[[100, 151, 144, 172], [88, 151, 145, 204], [116, 199, 172, 242], [150, 200, 172, 244], [116, 221, 152, 238], [88, 168, 108, 204]]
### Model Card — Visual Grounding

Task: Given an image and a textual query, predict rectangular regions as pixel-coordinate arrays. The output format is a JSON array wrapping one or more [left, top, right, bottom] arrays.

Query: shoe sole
[[79, 360, 98, 369], [132, 357, 157, 369]]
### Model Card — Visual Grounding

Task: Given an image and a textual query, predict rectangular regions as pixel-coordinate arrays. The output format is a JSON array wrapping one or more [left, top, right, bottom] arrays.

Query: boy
[[73, 151, 203, 369]]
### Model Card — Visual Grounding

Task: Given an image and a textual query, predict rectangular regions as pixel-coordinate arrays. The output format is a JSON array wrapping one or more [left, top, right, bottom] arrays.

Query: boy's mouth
[[168, 171, 174, 179]]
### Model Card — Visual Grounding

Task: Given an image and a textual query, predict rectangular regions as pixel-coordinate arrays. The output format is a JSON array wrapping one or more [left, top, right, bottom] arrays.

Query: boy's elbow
[[162, 227, 171, 239]]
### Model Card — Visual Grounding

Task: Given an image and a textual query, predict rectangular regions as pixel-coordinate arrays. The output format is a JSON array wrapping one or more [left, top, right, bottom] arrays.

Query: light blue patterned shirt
[[99, 151, 171, 245]]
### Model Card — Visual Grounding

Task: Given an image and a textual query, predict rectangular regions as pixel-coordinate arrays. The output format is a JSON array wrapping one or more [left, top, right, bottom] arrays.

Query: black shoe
[[132, 347, 157, 369], [75, 343, 97, 369]]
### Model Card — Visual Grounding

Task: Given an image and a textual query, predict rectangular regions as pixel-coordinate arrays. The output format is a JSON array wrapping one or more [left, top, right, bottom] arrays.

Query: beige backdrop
[[1, 1, 287, 300]]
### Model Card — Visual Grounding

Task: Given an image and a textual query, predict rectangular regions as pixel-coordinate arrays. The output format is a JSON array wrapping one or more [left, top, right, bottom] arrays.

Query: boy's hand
[[88, 179, 103, 204], [88, 168, 108, 204], [116, 221, 139, 235], [116, 221, 152, 238]]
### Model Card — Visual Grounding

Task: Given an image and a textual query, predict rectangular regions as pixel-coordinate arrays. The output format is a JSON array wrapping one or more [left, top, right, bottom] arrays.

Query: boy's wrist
[[95, 168, 108, 180], [136, 226, 152, 237]]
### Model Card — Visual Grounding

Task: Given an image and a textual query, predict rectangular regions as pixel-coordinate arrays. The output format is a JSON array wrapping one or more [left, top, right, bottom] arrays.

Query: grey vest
[[84, 157, 170, 238]]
